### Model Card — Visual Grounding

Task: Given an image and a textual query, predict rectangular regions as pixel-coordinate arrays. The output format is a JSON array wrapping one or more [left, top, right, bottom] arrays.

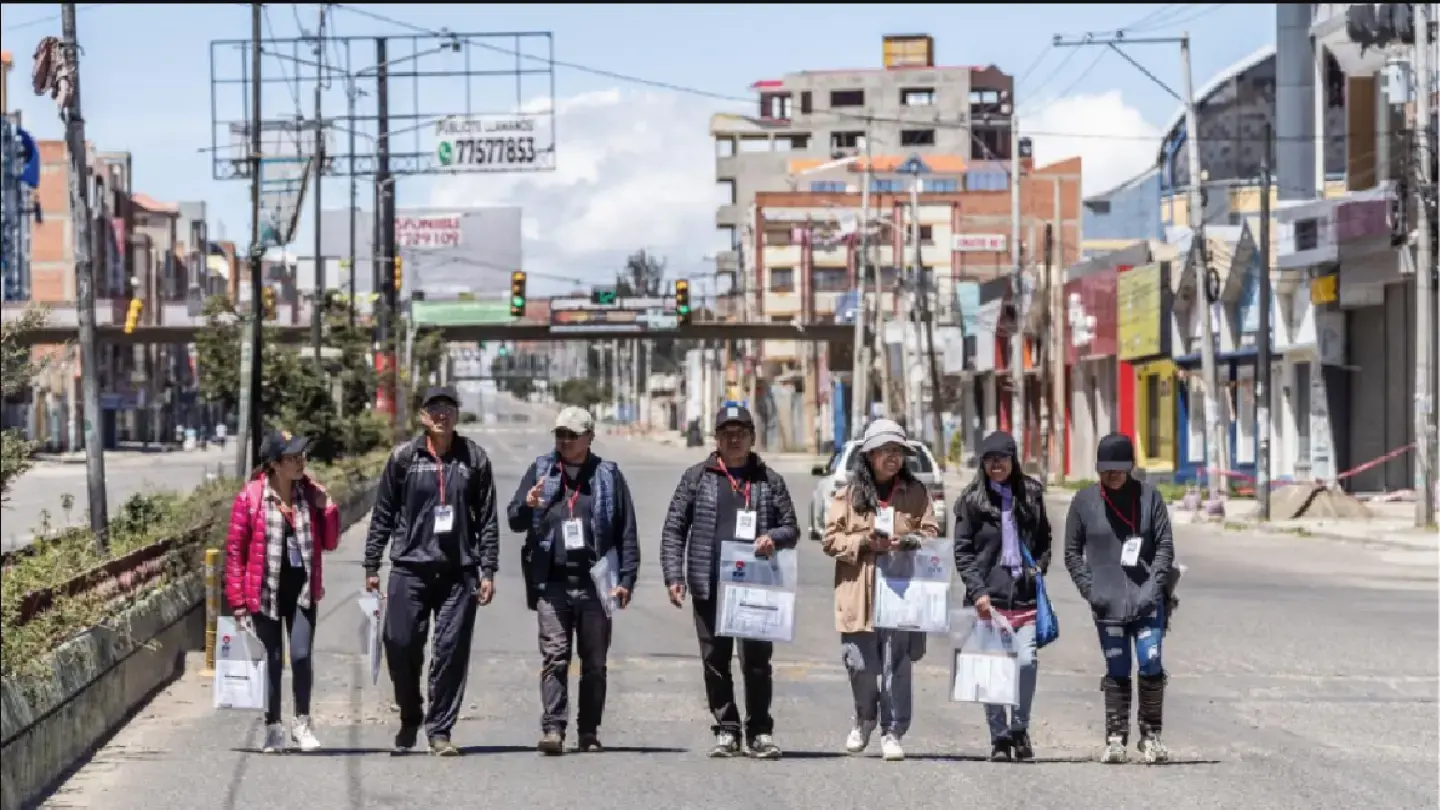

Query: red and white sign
[[397, 214, 463, 249], [952, 233, 1006, 253]]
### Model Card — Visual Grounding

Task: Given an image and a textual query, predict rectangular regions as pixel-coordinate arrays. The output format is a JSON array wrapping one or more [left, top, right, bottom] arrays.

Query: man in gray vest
[[507, 406, 639, 755]]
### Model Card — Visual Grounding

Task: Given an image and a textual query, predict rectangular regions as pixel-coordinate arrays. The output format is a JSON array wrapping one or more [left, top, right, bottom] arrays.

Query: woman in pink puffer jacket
[[224, 430, 340, 754]]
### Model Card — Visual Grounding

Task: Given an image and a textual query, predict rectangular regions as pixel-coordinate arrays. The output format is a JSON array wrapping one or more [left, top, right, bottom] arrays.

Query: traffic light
[[261, 286, 277, 321], [674, 279, 691, 324], [393, 256, 403, 296], [123, 298, 143, 334], [509, 271, 527, 317]]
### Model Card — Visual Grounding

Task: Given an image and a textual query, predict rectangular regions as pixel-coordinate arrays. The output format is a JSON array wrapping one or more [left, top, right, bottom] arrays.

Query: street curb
[[1218, 518, 1439, 552]]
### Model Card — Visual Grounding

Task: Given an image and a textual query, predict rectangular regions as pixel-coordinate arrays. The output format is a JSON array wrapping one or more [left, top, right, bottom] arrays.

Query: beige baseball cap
[[554, 406, 595, 434]]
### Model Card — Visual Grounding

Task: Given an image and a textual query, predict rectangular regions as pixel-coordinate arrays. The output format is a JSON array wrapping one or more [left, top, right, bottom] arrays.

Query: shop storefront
[[1116, 260, 1178, 480]]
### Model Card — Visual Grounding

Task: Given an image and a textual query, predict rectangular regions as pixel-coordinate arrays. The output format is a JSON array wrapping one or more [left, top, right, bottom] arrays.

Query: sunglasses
[[554, 430, 583, 442]]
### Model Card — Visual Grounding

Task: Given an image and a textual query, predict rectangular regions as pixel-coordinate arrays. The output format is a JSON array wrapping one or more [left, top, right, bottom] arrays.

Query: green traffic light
[[511, 296, 525, 307], [678, 305, 690, 314]]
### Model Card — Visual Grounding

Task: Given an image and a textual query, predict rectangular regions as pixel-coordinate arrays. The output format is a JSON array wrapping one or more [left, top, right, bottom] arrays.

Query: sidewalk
[[31, 443, 224, 465], [1217, 498, 1437, 550]]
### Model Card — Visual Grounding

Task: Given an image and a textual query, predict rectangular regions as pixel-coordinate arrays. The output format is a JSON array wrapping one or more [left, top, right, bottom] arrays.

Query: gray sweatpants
[[840, 629, 917, 738]]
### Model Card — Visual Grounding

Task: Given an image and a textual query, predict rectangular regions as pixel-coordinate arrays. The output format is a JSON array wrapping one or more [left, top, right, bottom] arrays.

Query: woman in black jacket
[[952, 431, 1052, 762], [1062, 433, 1175, 765]]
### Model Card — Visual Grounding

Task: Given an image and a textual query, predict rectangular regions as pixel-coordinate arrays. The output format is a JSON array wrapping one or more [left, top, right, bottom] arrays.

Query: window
[[871, 178, 903, 193], [971, 127, 1011, 160], [1145, 375, 1162, 458], [830, 89, 865, 108], [830, 131, 865, 150], [716, 180, 736, 206], [738, 138, 771, 154], [809, 180, 846, 193], [964, 170, 1008, 192], [1084, 199, 1112, 214], [925, 178, 958, 193], [769, 267, 795, 293], [760, 93, 792, 120], [714, 136, 735, 157], [969, 88, 1010, 121], [901, 88, 935, 107], [800, 91, 812, 114], [813, 267, 848, 292], [716, 225, 737, 252], [1294, 219, 1319, 251], [900, 129, 936, 147], [763, 225, 794, 246]]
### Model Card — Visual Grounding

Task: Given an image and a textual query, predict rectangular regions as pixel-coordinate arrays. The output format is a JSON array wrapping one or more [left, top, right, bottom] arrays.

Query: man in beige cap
[[507, 405, 639, 755]]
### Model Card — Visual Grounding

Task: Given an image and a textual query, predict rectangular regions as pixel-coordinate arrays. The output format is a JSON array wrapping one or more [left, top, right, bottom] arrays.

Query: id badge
[[287, 542, 304, 567], [874, 506, 896, 536], [734, 510, 758, 541], [563, 518, 585, 551], [433, 505, 455, 534], [1120, 535, 1143, 567]]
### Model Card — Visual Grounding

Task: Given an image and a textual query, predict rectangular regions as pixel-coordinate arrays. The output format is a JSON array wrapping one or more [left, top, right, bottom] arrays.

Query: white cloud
[[1025, 90, 1162, 196], [430, 88, 720, 292]]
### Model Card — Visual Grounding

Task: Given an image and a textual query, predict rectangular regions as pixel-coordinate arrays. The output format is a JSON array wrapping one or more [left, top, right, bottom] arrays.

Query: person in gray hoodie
[[1062, 433, 1175, 764]]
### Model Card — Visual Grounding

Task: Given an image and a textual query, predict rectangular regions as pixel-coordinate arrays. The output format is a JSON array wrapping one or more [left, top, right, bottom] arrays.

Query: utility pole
[[310, 5, 326, 366], [922, 235, 945, 464], [908, 174, 923, 435], [240, 2, 265, 479], [1054, 31, 1229, 505], [346, 82, 358, 327], [1257, 124, 1274, 520], [1009, 115, 1025, 458], [58, 2, 109, 548], [1181, 33, 1229, 511], [374, 37, 397, 427], [850, 131, 872, 438], [1042, 220, 1056, 484], [1415, 0, 1435, 528], [1049, 178, 1067, 482]]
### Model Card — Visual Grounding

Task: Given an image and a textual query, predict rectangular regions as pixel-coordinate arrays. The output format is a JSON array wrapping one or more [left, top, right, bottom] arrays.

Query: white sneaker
[[261, 723, 286, 753], [1139, 736, 1170, 764], [1100, 735, 1128, 764], [880, 734, 905, 761], [291, 716, 322, 752], [845, 722, 876, 754]]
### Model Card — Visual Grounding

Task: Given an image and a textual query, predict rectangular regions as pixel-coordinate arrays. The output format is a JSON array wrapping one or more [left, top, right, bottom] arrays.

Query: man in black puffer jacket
[[661, 404, 798, 761]]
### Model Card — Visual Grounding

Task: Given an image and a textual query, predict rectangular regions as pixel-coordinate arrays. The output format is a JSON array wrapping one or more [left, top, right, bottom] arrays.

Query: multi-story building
[[711, 33, 1016, 304]]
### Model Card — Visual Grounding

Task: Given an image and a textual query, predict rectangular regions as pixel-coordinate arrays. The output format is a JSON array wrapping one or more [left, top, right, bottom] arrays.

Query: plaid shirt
[[258, 479, 315, 618]]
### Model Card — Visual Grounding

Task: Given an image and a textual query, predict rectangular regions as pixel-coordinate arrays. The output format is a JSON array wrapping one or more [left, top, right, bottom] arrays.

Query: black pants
[[251, 561, 315, 725], [383, 566, 478, 739], [692, 596, 774, 739], [537, 579, 612, 736]]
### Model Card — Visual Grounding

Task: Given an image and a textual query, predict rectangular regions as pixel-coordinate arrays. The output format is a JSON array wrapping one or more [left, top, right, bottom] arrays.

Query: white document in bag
[[357, 594, 384, 686], [949, 613, 1019, 706], [873, 538, 952, 633], [590, 549, 620, 617], [213, 617, 267, 711], [717, 542, 798, 643]]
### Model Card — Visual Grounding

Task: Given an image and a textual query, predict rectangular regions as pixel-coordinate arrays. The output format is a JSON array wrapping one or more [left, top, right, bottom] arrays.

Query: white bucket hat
[[858, 418, 912, 455]]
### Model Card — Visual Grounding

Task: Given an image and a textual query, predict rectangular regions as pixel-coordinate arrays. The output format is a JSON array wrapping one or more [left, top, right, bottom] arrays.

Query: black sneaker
[[429, 735, 460, 757], [990, 736, 1014, 762], [1011, 731, 1034, 761], [392, 725, 419, 753], [537, 731, 565, 756], [577, 734, 603, 753]]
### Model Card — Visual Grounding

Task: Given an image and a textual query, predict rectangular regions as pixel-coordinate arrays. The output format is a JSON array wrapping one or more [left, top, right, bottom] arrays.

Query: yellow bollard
[[202, 548, 221, 676]]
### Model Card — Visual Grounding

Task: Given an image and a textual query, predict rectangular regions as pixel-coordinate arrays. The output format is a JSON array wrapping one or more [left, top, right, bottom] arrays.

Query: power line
[[1, 3, 104, 32]]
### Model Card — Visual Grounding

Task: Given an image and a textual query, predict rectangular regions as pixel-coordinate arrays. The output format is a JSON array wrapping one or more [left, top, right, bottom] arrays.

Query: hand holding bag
[[1020, 543, 1059, 648], [950, 610, 1019, 706], [212, 617, 267, 711]]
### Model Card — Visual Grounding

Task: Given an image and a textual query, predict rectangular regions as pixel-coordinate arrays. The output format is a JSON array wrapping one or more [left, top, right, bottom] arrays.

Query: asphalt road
[[1, 446, 234, 552], [41, 400, 1440, 810]]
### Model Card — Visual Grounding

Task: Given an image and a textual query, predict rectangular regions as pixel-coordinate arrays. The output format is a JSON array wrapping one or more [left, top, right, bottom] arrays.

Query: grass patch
[[0, 451, 387, 678]]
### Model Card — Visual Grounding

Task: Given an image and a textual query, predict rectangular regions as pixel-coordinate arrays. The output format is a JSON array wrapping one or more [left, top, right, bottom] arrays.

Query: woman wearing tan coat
[[822, 419, 941, 762]]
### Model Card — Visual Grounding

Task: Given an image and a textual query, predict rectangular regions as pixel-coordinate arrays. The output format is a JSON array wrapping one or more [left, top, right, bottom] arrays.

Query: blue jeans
[[1096, 606, 1166, 679], [985, 622, 1037, 741]]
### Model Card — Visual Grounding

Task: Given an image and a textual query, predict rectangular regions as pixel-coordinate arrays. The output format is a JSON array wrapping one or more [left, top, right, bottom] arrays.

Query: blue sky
[[2, 3, 1276, 294]]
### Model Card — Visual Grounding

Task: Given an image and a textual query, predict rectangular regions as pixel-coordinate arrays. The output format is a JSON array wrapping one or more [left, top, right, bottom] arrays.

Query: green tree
[[0, 306, 47, 505], [194, 295, 241, 416], [555, 377, 606, 410]]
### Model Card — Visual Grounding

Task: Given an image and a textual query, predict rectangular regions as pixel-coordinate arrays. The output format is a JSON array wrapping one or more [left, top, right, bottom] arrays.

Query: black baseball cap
[[714, 403, 755, 431], [1096, 433, 1137, 472], [421, 385, 461, 409], [259, 429, 310, 465]]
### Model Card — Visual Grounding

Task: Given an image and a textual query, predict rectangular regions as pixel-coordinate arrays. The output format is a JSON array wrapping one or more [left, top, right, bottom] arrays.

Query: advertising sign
[[397, 214, 463, 249], [548, 296, 679, 334], [434, 114, 555, 172], [953, 233, 1007, 253], [1116, 263, 1172, 362]]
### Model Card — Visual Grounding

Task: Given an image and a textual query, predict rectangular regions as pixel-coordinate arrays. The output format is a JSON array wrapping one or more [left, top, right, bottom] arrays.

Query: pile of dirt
[[1270, 484, 1372, 521]]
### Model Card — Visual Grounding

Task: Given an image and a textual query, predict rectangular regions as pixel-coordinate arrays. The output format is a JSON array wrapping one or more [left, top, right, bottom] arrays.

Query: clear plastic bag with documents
[[949, 608, 1019, 706], [717, 541, 798, 643], [873, 537, 953, 633]]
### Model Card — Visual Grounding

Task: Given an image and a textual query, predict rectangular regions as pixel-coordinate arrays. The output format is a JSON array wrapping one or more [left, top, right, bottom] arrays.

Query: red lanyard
[[877, 481, 900, 510], [558, 463, 582, 517], [1100, 487, 1138, 535], [720, 465, 752, 509], [427, 438, 447, 507]]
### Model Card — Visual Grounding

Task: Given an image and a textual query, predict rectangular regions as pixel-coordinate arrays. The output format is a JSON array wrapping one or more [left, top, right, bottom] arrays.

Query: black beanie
[[979, 431, 1018, 460]]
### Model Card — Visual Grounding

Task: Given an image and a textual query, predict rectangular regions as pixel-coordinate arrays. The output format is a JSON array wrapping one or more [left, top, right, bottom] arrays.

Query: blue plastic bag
[[1020, 543, 1059, 649]]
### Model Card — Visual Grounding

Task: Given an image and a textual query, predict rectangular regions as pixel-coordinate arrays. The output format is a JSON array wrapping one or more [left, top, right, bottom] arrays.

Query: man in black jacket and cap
[[660, 403, 799, 760], [364, 385, 500, 757]]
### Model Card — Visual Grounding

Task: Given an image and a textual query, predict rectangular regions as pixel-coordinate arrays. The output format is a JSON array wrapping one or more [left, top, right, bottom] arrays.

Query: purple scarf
[[989, 480, 1023, 576]]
